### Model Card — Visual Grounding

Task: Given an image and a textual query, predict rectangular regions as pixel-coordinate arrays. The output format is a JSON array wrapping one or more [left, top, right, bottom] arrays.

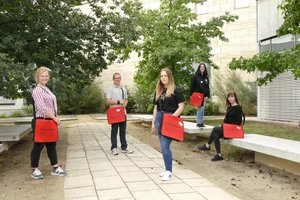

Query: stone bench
[[0, 125, 32, 151], [222, 134, 300, 176], [0, 143, 3, 153]]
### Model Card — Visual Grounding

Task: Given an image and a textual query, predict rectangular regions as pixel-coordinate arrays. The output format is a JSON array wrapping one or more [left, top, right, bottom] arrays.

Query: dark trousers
[[111, 120, 127, 150], [31, 142, 58, 168], [207, 126, 223, 154]]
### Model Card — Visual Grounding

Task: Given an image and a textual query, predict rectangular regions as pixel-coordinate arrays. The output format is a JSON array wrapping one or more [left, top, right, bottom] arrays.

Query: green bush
[[182, 104, 196, 116], [10, 110, 24, 117], [205, 101, 220, 115], [56, 83, 106, 114], [130, 85, 154, 113], [125, 87, 135, 113], [212, 71, 257, 115], [23, 105, 33, 116], [0, 113, 8, 118], [182, 101, 220, 116]]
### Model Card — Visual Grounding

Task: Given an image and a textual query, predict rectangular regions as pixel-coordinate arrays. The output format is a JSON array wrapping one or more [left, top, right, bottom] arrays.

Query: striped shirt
[[32, 86, 57, 118]]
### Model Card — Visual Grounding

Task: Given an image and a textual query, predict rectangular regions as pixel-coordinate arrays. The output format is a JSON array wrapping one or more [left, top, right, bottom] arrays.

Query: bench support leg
[[255, 152, 300, 176]]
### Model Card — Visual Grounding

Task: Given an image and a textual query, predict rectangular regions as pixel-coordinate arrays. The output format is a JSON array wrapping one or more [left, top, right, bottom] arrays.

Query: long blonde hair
[[155, 68, 175, 100]]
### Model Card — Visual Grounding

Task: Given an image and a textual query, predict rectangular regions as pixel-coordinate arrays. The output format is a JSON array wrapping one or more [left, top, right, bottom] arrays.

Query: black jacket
[[223, 105, 244, 125], [190, 73, 210, 97]]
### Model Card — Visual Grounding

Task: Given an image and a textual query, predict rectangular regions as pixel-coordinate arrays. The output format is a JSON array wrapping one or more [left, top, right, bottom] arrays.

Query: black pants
[[207, 126, 223, 154], [111, 120, 127, 150], [31, 142, 58, 168]]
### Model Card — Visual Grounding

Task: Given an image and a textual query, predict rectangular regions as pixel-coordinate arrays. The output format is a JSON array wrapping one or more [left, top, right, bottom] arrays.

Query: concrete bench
[[222, 134, 300, 176], [0, 143, 3, 153], [0, 125, 32, 151]]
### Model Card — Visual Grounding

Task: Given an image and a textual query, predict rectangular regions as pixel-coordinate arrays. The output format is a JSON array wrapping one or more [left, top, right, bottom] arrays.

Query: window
[[235, 0, 249, 9]]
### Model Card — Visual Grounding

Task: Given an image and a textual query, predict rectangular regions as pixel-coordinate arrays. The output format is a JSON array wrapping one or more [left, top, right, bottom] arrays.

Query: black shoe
[[196, 123, 201, 127], [211, 154, 224, 161], [198, 144, 210, 151], [199, 123, 205, 127]]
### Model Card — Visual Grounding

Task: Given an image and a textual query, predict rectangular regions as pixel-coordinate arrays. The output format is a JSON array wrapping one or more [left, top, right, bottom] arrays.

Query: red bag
[[223, 123, 244, 138], [34, 119, 58, 142], [107, 107, 126, 124], [190, 92, 204, 106], [161, 114, 184, 141]]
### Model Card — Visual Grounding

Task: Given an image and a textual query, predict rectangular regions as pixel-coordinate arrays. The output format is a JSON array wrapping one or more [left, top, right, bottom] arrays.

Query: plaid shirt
[[32, 86, 57, 118]]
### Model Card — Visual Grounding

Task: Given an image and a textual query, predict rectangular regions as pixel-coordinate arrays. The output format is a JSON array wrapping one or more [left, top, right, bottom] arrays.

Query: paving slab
[[64, 122, 241, 200]]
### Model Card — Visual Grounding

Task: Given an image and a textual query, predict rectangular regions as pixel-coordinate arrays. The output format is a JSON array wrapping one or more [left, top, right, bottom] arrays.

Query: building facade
[[257, 0, 300, 122]]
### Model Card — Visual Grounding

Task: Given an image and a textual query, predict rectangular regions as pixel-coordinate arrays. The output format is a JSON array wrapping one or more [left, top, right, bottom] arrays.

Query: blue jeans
[[196, 100, 206, 124], [111, 119, 127, 150], [155, 111, 173, 172]]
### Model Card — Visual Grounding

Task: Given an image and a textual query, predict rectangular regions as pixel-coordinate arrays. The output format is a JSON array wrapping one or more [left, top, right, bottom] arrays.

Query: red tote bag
[[34, 119, 58, 142], [223, 123, 244, 138], [161, 114, 184, 141], [107, 107, 126, 124], [189, 92, 204, 106]]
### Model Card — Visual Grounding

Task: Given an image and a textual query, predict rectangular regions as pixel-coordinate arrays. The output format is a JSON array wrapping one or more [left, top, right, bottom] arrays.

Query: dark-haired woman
[[195, 92, 244, 161], [190, 63, 210, 127]]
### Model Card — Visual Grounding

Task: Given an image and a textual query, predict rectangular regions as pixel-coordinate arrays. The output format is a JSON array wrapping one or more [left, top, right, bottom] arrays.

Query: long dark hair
[[195, 63, 208, 76], [226, 91, 240, 106]]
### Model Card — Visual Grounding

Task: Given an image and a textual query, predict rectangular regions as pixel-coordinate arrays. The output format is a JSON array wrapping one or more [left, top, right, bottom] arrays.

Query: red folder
[[107, 107, 126, 124], [34, 119, 58, 142], [223, 123, 244, 138], [190, 92, 204, 106], [161, 114, 184, 141]]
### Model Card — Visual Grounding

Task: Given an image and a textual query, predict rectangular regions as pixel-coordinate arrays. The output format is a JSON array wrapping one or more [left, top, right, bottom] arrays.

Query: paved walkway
[[64, 122, 240, 200]]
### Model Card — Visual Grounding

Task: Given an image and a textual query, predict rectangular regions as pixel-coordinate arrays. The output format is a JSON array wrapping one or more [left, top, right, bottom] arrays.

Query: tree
[[228, 0, 300, 85], [0, 0, 139, 101], [126, 0, 237, 98]]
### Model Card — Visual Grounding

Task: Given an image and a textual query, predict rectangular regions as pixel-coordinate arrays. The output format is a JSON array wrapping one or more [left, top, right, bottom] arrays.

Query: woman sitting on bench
[[193, 91, 244, 161]]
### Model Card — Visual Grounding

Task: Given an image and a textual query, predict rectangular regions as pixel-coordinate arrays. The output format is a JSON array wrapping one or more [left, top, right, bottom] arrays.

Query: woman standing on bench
[[30, 66, 66, 179], [194, 91, 244, 161], [190, 63, 210, 127]]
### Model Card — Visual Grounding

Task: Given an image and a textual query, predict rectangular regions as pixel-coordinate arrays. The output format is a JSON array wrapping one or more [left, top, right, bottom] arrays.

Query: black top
[[190, 73, 210, 97], [153, 87, 185, 113], [223, 105, 244, 125]]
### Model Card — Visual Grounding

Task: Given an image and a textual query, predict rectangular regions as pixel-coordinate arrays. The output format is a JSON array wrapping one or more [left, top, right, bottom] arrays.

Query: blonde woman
[[151, 68, 184, 181], [31, 66, 66, 179]]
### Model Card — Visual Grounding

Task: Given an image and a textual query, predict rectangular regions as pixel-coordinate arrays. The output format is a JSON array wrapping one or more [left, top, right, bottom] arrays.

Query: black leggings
[[207, 126, 223, 154], [31, 142, 58, 168]]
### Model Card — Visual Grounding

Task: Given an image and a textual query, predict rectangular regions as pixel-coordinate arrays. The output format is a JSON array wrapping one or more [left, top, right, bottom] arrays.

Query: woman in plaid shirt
[[30, 66, 66, 180]]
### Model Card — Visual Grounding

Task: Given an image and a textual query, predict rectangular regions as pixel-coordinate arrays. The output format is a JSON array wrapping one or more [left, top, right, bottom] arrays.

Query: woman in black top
[[195, 91, 244, 161], [151, 68, 184, 181], [190, 63, 210, 127]]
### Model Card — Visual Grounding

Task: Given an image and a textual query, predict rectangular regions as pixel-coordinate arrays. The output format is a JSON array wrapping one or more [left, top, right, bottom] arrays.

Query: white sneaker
[[161, 170, 172, 181], [121, 148, 134, 154], [31, 168, 44, 180], [112, 148, 118, 155], [159, 171, 165, 177], [51, 166, 66, 176]]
